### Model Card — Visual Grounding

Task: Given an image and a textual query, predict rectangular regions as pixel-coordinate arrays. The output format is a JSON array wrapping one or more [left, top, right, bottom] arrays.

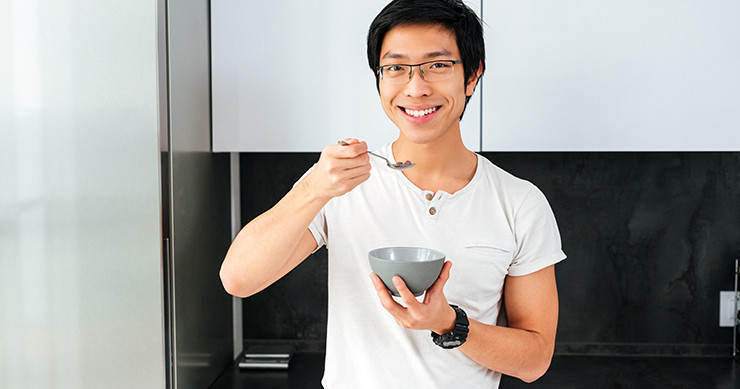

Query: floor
[[209, 353, 740, 389]]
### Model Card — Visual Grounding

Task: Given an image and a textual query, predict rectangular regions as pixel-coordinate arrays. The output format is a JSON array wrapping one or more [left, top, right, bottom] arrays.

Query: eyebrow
[[380, 49, 454, 61]]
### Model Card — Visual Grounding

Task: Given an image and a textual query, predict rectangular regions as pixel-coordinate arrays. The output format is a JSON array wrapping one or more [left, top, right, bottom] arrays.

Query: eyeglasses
[[377, 60, 462, 84]]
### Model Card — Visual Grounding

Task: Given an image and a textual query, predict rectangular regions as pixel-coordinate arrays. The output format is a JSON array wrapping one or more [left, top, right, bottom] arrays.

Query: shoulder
[[475, 154, 537, 196], [472, 154, 559, 222]]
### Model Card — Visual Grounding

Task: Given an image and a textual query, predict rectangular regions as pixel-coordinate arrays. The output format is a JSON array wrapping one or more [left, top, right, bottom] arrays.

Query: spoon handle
[[339, 141, 386, 161], [366, 150, 390, 163], [337, 140, 414, 170]]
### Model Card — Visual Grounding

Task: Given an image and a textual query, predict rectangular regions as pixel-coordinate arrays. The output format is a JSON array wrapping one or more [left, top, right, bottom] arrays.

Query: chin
[[394, 122, 458, 147], [399, 133, 440, 146]]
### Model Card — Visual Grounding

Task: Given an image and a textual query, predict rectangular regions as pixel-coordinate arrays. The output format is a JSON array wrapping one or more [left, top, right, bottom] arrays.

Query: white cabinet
[[213, 0, 739, 152], [211, 0, 482, 152], [480, 0, 740, 151]]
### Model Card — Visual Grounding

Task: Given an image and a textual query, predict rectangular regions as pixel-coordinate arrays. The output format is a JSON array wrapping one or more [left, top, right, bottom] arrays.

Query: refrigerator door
[[1, 0, 166, 387]]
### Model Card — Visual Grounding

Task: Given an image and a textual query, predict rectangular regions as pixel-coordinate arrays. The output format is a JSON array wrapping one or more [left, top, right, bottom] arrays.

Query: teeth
[[404, 107, 437, 118]]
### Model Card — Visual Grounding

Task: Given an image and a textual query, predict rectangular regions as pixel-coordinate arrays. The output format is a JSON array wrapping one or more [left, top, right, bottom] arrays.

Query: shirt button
[[425, 193, 433, 201], [429, 207, 437, 215]]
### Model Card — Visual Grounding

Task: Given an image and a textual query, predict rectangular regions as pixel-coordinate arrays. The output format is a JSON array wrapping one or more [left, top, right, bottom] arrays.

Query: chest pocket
[[447, 239, 514, 304]]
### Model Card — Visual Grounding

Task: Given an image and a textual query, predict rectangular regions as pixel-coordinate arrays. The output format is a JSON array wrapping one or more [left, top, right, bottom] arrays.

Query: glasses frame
[[377, 60, 462, 84]]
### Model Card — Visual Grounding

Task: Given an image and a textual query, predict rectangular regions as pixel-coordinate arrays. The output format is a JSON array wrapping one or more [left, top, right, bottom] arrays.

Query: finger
[[344, 171, 372, 189], [371, 273, 404, 313], [320, 144, 369, 174], [336, 159, 371, 184], [345, 153, 372, 172], [334, 140, 368, 158], [424, 261, 452, 300], [336, 159, 371, 188], [311, 153, 370, 198], [393, 276, 420, 308]]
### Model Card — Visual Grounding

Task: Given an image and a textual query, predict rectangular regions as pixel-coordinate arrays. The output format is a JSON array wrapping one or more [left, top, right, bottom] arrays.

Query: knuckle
[[325, 159, 339, 171], [408, 316, 425, 329], [328, 174, 341, 186]]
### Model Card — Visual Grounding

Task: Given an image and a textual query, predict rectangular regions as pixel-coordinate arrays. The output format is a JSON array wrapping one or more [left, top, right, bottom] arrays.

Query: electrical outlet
[[719, 291, 739, 327]]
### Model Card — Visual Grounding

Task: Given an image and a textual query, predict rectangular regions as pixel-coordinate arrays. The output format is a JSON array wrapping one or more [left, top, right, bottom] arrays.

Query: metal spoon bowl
[[338, 141, 415, 171]]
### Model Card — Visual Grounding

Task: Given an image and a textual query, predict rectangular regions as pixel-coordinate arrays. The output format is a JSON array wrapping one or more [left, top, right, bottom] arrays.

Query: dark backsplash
[[240, 152, 740, 356]]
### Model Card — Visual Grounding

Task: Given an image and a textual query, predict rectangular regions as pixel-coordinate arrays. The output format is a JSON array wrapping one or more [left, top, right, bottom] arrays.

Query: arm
[[221, 139, 371, 298], [460, 265, 558, 382], [370, 264, 558, 383]]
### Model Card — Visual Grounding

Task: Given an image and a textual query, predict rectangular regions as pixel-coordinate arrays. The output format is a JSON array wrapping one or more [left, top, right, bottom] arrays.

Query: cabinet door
[[481, 0, 740, 151], [211, 0, 482, 152]]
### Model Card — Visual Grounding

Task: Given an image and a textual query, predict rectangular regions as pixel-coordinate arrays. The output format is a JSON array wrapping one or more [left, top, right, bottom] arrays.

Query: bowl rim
[[368, 246, 446, 262]]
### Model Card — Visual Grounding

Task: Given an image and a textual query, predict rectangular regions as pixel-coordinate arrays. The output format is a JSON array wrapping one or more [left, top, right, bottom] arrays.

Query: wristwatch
[[431, 304, 469, 349]]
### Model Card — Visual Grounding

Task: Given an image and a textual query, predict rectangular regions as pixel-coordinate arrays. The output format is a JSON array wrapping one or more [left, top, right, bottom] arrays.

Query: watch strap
[[431, 304, 469, 349]]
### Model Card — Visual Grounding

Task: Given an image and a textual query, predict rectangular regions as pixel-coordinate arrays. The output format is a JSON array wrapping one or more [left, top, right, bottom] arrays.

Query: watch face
[[442, 340, 463, 348]]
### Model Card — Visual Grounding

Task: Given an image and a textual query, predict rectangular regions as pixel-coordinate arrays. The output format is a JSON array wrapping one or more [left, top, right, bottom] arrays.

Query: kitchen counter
[[209, 352, 325, 389], [502, 355, 739, 389], [209, 353, 739, 388]]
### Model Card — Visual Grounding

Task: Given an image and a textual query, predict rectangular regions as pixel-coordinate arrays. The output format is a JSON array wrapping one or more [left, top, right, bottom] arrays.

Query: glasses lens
[[420, 61, 455, 82], [380, 61, 456, 84], [381, 65, 410, 84]]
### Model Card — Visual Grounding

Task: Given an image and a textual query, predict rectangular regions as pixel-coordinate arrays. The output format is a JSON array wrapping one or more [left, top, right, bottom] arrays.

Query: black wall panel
[[240, 152, 740, 355]]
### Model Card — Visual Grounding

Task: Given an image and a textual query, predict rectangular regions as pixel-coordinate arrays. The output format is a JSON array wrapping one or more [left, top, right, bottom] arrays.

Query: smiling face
[[378, 23, 479, 147]]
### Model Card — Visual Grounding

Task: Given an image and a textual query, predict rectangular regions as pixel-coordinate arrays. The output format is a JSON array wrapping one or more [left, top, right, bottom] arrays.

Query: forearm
[[459, 319, 554, 383], [372, 264, 557, 383], [220, 178, 325, 297]]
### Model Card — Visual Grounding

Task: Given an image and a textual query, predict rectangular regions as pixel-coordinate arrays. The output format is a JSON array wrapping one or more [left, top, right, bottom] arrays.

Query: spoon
[[338, 141, 415, 171]]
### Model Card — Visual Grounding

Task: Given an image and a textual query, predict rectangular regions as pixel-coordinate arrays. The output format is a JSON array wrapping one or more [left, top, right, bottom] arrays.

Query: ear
[[465, 62, 483, 97]]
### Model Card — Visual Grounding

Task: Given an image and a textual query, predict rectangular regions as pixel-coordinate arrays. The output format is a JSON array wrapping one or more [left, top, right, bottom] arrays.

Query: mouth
[[401, 106, 439, 118]]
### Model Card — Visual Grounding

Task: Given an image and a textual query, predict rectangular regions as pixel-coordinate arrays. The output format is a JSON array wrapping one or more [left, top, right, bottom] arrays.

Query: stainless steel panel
[[230, 153, 244, 359], [166, 0, 234, 387]]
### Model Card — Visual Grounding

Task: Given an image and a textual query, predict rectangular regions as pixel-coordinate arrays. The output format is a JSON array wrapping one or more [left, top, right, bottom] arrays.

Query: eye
[[385, 65, 406, 73], [429, 61, 452, 69]]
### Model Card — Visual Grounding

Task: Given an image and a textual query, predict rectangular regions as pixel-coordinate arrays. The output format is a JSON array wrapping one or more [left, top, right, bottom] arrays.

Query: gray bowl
[[368, 247, 446, 297]]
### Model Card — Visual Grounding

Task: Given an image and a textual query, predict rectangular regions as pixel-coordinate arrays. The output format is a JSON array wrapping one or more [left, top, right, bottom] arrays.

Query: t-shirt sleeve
[[294, 165, 327, 251], [508, 185, 566, 277], [308, 211, 327, 252]]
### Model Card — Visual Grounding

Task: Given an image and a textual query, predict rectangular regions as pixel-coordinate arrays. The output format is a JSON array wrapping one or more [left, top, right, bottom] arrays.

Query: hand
[[304, 138, 371, 201], [370, 261, 457, 335]]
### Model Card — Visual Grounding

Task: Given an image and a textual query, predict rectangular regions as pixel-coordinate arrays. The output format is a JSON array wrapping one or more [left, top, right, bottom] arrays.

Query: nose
[[404, 66, 432, 97]]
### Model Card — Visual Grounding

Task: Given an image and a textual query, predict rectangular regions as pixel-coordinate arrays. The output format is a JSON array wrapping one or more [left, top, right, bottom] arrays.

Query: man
[[220, 0, 566, 387]]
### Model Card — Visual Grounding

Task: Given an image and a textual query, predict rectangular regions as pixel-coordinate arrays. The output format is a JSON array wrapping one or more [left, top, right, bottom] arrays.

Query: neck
[[392, 131, 477, 194]]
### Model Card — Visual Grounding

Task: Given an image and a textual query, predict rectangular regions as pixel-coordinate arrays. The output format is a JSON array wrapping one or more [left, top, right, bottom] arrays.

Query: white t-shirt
[[305, 144, 566, 388]]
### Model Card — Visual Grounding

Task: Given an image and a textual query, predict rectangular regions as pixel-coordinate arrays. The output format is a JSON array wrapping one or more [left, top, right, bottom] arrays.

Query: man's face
[[378, 23, 478, 146]]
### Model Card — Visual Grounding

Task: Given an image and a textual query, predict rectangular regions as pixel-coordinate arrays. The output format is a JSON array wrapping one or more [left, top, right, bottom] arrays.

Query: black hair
[[367, 0, 486, 118]]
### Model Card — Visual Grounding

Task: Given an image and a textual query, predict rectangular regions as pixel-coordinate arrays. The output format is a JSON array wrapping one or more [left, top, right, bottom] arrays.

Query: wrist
[[433, 305, 458, 335], [431, 305, 469, 349], [298, 173, 333, 205]]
